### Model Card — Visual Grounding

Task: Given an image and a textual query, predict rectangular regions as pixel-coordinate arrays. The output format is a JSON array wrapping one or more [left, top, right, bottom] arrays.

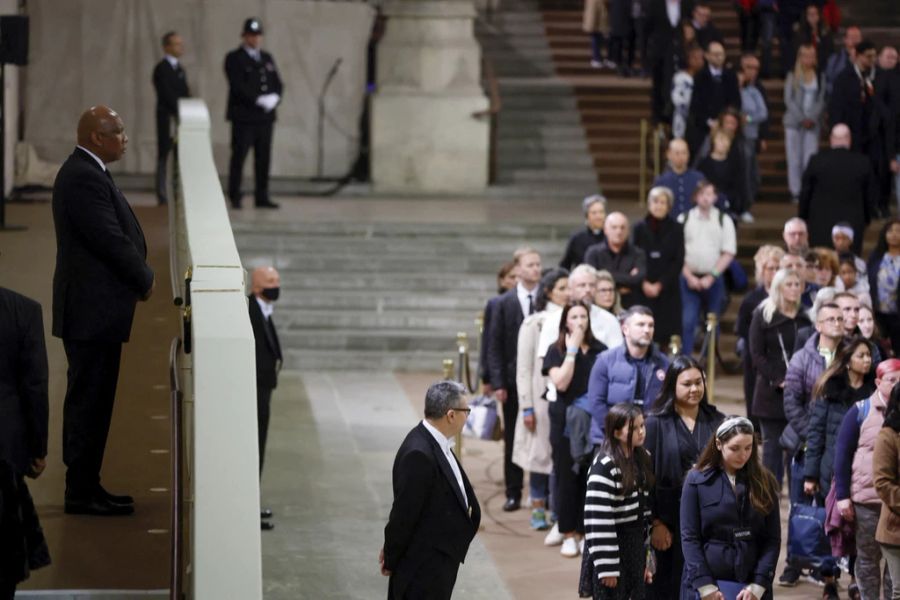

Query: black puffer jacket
[[804, 373, 876, 496], [749, 306, 811, 420]]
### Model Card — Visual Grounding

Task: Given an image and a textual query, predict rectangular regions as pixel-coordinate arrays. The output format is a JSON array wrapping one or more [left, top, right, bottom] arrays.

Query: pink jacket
[[851, 393, 887, 505]]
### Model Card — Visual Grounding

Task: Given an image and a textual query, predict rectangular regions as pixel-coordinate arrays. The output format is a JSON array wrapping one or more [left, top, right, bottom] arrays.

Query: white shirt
[[516, 282, 537, 319], [666, 0, 680, 27], [165, 54, 179, 69], [76, 145, 106, 171], [422, 419, 468, 508], [709, 66, 723, 78], [679, 206, 737, 274], [243, 45, 261, 61], [254, 295, 274, 320]]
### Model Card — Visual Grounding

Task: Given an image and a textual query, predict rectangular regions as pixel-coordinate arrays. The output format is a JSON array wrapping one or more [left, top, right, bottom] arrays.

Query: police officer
[[224, 18, 283, 210], [152, 31, 190, 206]]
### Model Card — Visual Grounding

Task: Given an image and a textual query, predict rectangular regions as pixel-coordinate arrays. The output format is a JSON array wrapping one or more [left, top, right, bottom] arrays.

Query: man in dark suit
[[487, 247, 542, 511], [0, 286, 51, 595], [152, 31, 190, 206], [645, 0, 689, 124], [52, 106, 155, 516], [380, 380, 481, 600], [688, 2, 724, 50], [247, 266, 282, 531], [829, 40, 878, 155], [686, 40, 741, 158], [225, 18, 283, 210], [799, 124, 877, 256]]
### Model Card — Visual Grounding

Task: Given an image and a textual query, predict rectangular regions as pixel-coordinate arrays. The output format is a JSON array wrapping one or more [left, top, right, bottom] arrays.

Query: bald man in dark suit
[[52, 106, 154, 516]]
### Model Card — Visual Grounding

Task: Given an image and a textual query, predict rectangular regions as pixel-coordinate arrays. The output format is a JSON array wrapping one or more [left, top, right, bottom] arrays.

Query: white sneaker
[[740, 211, 755, 223], [560, 536, 579, 557], [590, 59, 602, 69], [544, 522, 564, 546]]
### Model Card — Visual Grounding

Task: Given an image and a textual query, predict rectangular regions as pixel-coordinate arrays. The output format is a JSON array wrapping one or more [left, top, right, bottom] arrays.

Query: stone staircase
[[233, 221, 567, 371], [476, 0, 600, 199]]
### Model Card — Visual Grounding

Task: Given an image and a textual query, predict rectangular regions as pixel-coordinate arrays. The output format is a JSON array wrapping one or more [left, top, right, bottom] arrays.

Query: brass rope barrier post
[[706, 313, 717, 403], [639, 118, 648, 205], [652, 124, 662, 179], [668, 334, 682, 359]]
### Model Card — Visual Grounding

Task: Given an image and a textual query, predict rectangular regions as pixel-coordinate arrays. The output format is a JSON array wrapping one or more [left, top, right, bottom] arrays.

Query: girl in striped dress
[[582, 402, 654, 599]]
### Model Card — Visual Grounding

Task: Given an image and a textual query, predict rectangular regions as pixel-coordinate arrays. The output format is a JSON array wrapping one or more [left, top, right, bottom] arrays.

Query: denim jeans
[[529, 472, 550, 502], [679, 274, 726, 355]]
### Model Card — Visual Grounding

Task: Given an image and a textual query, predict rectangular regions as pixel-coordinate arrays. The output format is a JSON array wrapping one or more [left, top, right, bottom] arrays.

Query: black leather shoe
[[261, 508, 274, 519], [502, 497, 521, 512], [255, 200, 280, 209], [98, 485, 134, 506], [65, 495, 134, 516], [261, 520, 275, 531]]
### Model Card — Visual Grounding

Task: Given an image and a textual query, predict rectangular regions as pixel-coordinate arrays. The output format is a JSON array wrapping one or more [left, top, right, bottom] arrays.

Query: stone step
[[282, 308, 483, 331], [497, 123, 589, 139], [275, 270, 563, 293], [234, 234, 568, 254], [499, 138, 588, 153], [499, 153, 596, 169], [283, 291, 491, 312], [499, 110, 587, 125], [284, 348, 472, 372], [282, 328, 482, 353], [500, 168, 599, 184]]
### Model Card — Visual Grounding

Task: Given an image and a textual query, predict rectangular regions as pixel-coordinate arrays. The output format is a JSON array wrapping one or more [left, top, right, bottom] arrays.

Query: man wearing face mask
[[248, 266, 283, 530]]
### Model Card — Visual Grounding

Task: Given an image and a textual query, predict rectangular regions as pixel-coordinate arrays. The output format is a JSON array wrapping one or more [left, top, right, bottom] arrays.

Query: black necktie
[[528, 294, 534, 315]]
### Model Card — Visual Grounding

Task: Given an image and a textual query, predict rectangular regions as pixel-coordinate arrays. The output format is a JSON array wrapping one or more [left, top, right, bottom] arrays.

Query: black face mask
[[261, 287, 280, 302]]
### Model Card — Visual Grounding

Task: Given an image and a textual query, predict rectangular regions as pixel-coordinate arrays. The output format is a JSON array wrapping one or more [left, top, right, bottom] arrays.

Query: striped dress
[[584, 451, 651, 597]]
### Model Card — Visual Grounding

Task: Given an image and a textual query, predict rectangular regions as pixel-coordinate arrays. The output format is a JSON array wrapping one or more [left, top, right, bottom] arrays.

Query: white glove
[[255, 93, 280, 112]]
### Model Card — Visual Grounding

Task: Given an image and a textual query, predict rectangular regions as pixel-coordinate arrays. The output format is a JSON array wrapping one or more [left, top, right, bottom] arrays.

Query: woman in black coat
[[805, 336, 876, 498], [737, 245, 784, 430], [632, 186, 685, 348], [748, 267, 810, 488], [645, 356, 725, 600]]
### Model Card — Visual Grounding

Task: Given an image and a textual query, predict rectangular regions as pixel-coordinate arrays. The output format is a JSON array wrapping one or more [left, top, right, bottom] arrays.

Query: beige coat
[[873, 427, 900, 546], [511, 310, 556, 475], [582, 0, 609, 33]]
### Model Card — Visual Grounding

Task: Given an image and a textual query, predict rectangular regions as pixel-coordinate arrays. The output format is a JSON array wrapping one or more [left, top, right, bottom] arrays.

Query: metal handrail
[[168, 336, 184, 600], [639, 118, 666, 203]]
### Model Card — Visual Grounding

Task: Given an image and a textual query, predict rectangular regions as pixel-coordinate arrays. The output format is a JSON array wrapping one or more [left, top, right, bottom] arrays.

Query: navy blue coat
[[804, 374, 875, 495], [680, 468, 781, 599], [586, 344, 669, 443]]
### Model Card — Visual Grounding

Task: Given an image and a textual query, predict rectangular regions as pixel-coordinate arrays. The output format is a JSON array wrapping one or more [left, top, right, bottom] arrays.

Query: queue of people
[[470, 183, 900, 600]]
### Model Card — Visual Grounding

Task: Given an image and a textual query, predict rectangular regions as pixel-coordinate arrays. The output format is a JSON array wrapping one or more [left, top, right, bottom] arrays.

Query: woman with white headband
[[680, 416, 781, 600]]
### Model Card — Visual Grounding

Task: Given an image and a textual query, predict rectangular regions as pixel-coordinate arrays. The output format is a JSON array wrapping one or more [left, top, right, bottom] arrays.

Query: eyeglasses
[[818, 316, 844, 324], [597, 287, 615, 294], [449, 407, 472, 415]]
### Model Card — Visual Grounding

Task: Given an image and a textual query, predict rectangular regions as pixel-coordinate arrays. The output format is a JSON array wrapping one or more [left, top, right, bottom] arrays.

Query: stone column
[[371, 0, 489, 193]]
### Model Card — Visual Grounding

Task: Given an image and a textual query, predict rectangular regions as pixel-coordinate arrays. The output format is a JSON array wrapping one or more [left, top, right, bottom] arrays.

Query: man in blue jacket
[[586, 305, 670, 444]]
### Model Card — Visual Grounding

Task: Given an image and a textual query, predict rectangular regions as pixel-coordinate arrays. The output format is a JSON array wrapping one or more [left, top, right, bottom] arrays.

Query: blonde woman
[[737, 245, 785, 423], [749, 268, 811, 487], [783, 43, 826, 202], [593, 269, 622, 317]]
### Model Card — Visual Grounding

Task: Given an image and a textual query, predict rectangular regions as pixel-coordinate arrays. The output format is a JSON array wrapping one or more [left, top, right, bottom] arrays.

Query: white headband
[[831, 224, 854, 241], [716, 416, 754, 439]]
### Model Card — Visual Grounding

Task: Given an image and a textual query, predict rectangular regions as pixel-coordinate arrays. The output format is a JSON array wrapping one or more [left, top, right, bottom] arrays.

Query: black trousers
[[62, 339, 122, 498], [389, 550, 459, 600], [228, 120, 274, 207], [155, 112, 174, 203], [549, 402, 585, 534], [502, 387, 523, 499], [258, 385, 272, 476]]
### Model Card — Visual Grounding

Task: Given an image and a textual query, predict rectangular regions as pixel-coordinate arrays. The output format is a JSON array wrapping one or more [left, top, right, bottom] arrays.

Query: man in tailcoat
[[52, 106, 154, 516], [224, 17, 283, 210], [152, 31, 190, 206], [380, 381, 481, 600], [248, 266, 283, 530]]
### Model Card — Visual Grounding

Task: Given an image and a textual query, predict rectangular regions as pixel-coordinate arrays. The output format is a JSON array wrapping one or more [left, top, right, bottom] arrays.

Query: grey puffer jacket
[[783, 333, 827, 443]]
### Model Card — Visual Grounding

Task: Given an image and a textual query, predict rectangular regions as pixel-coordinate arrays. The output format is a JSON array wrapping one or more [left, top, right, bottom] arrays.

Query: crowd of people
[[582, 0, 900, 228], [477, 182, 900, 598]]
